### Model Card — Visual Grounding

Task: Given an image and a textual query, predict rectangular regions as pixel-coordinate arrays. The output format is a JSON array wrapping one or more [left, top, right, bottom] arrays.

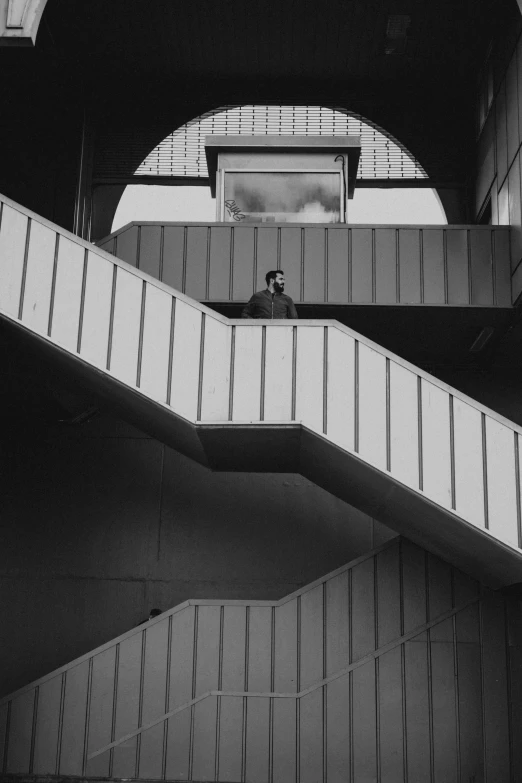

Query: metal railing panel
[[98, 221, 514, 307]]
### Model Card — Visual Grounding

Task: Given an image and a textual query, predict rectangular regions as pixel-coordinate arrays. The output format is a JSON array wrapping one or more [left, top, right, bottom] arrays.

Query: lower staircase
[[0, 538, 513, 783]]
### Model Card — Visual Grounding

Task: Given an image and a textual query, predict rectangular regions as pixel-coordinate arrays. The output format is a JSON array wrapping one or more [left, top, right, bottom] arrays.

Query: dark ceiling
[[38, 0, 504, 87], [27, 0, 513, 188], [0, 0, 518, 228]]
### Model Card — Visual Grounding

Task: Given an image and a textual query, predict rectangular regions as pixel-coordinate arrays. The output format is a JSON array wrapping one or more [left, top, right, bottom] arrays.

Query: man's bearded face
[[274, 273, 285, 292]]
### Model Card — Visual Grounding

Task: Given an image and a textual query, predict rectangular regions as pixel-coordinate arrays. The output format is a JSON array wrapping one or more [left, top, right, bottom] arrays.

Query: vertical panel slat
[[456, 604, 484, 782], [169, 301, 202, 419], [295, 326, 323, 431], [59, 661, 89, 775], [232, 325, 263, 421], [138, 619, 169, 779], [326, 675, 350, 783], [398, 229, 421, 303], [162, 226, 185, 290], [272, 697, 296, 783], [20, 222, 56, 333], [112, 633, 142, 778], [421, 380, 452, 509], [352, 662, 376, 781], [377, 544, 401, 647], [300, 586, 324, 690], [263, 326, 293, 421], [139, 225, 161, 279], [256, 229, 278, 291], [404, 635, 430, 781], [0, 701, 8, 773], [422, 229, 445, 304], [166, 711, 191, 780], [351, 228, 373, 302], [453, 399, 485, 527], [184, 227, 208, 299], [232, 227, 256, 300], [299, 689, 323, 783], [446, 230, 470, 304], [401, 540, 427, 633], [191, 696, 217, 781], [351, 558, 375, 661], [6, 690, 34, 774], [378, 647, 404, 782], [325, 572, 349, 677], [32, 677, 61, 774], [498, 179, 510, 226], [245, 698, 270, 783], [138, 285, 172, 401], [200, 318, 230, 420], [218, 696, 243, 782], [481, 595, 511, 782], [357, 343, 387, 469], [115, 226, 139, 267], [0, 205, 29, 317], [274, 600, 298, 693], [493, 230, 511, 307], [208, 226, 232, 300], [221, 607, 247, 691], [485, 417, 519, 547], [389, 363, 419, 487], [248, 608, 272, 692], [508, 156, 522, 271], [325, 327, 355, 450], [469, 229, 494, 305], [50, 238, 85, 350], [430, 627, 458, 781], [79, 251, 114, 368], [303, 228, 325, 302], [497, 83, 509, 188], [279, 227, 302, 302], [109, 267, 143, 384], [326, 228, 349, 303], [506, 56, 520, 167], [169, 607, 196, 709], [195, 606, 221, 697], [374, 228, 397, 303], [86, 648, 116, 778]]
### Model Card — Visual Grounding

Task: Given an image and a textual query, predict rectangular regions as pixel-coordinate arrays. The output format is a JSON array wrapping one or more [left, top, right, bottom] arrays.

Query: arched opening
[[110, 105, 447, 233]]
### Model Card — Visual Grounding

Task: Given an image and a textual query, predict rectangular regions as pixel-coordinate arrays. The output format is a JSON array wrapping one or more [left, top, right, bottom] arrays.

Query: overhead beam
[[0, 0, 48, 45]]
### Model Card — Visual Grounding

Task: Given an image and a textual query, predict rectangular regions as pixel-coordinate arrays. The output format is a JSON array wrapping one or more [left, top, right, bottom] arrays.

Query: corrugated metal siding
[[98, 223, 512, 307], [1, 539, 520, 782]]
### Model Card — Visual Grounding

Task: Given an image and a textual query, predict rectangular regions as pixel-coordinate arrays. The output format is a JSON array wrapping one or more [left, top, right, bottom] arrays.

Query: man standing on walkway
[[241, 270, 298, 319]]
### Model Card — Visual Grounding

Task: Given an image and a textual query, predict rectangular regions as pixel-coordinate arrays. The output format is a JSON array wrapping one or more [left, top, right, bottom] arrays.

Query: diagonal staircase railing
[[1, 190, 522, 591]]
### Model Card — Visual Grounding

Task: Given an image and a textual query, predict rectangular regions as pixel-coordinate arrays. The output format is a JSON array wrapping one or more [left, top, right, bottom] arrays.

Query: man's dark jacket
[[241, 289, 298, 319]]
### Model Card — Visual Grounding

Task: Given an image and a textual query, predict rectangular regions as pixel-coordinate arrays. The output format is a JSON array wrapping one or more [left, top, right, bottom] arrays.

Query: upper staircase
[[1, 192, 522, 587]]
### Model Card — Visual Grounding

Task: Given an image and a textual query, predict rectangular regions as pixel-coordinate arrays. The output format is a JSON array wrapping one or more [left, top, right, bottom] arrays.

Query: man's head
[[266, 269, 285, 293]]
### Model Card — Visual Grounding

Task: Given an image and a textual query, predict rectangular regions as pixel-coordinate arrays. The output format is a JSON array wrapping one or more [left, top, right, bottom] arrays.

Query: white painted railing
[[1, 192, 522, 585]]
